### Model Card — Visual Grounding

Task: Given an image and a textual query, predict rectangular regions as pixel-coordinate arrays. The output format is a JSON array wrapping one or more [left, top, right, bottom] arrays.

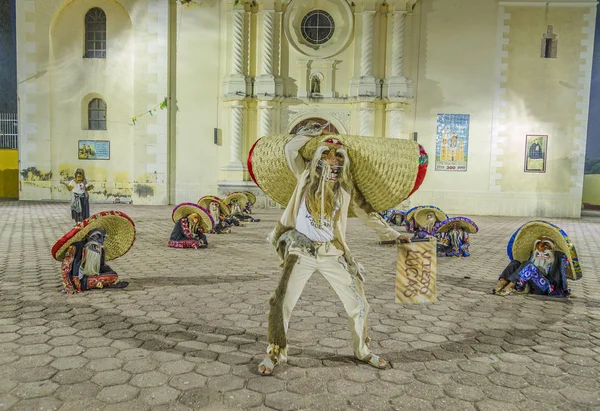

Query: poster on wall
[[524, 135, 547, 173], [435, 114, 470, 172], [78, 140, 110, 160]]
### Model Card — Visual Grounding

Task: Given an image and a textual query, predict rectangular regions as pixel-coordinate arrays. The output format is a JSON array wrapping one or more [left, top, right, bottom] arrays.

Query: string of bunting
[[131, 97, 168, 125]]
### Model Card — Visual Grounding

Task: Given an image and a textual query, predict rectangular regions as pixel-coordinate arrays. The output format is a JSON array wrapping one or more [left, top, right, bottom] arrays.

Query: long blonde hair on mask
[[304, 145, 352, 226], [187, 213, 201, 233], [81, 241, 102, 276]]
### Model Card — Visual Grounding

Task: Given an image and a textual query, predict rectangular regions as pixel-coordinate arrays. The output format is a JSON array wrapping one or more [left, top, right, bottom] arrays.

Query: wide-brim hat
[[198, 195, 231, 217], [243, 191, 256, 205], [413, 206, 448, 228], [507, 220, 581, 280], [52, 211, 136, 261], [223, 192, 249, 207], [247, 133, 428, 212], [434, 216, 478, 234], [172, 203, 214, 233]]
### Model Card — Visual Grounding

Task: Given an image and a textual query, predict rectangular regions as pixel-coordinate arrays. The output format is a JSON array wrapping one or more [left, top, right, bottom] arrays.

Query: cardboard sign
[[396, 239, 437, 304]]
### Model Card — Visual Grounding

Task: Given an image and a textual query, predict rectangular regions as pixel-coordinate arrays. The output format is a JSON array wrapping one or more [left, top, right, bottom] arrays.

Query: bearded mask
[[305, 138, 350, 227], [209, 202, 221, 222], [530, 236, 556, 272], [425, 212, 437, 232], [81, 229, 106, 277], [230, 200, 242, 214]]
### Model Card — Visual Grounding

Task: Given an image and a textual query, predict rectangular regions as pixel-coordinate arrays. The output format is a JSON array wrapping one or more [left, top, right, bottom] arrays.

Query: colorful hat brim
[[247, 134, 428, 212], [172, 203, 214, 233], [198, 195, 231, 217], [434, 217, 478, 234], [224, 192, 249, 207], [510, 221, 580, 280], [52, 211, 136, 261], [243, 191, 256, 205], [413, 207, 448, 228]]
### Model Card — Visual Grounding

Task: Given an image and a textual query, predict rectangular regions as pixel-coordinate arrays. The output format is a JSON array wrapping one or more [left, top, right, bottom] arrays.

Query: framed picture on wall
[[78, 140, 110, 160], [524, 135, 547, 173]]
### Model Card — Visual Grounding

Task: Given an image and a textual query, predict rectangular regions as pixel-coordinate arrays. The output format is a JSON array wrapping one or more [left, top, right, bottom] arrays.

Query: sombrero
[[507, 220, 581, 280], [434, 217, 478, 234], [247, 133, 428, 212], [52, 211, 136, 261], [223, 192, 249, 207], [243, 191, 256, 205], [172, 203, 214, 233], [413, 206, 448, 228], [198, 195, 231, 217]]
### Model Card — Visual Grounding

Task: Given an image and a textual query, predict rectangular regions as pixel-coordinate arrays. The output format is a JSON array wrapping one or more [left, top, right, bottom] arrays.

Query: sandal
[[258, 356, 277, 376], [359, 354, 388, 369]]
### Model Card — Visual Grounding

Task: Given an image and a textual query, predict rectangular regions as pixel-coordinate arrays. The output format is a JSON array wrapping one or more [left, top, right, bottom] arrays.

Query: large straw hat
[[507, 220, 581, 280], [198, 195, 231, 217], [413, 206, 448, 228], [434, 216, 478, 234], [52, 211, 136, 261], [247, 133, 428, 212], [243, 191, 256, 205], [223, 192, 249, 207], [172, 202, 215, 233]]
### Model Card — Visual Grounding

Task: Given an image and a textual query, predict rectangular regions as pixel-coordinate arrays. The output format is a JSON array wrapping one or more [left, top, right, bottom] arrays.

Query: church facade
[[15, 0, 596, 217]]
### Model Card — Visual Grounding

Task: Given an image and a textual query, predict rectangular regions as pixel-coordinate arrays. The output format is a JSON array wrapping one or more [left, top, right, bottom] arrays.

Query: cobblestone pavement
[[1, 200, 600, 411]]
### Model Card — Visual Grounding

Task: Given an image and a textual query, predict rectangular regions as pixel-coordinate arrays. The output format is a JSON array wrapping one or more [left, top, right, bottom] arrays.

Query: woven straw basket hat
[[406, 205, 446, 223], [413, 207, 448, 228], [434, 216, 478, 234], [198, 195, 231, 217], [243, 191, 256, 205], [172, 203, 214, 233], [52, 211, 136, 261], [223, 192, 249, 207], [508, 220, 581, 280], [248, 134, 428, 212]]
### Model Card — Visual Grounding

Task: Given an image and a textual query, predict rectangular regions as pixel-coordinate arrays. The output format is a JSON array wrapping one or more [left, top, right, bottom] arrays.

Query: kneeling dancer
[[494, 221, 582, 296], [52, 211, 135, 294], [169, 203, 213, 249], [252, 129, 421, 375]]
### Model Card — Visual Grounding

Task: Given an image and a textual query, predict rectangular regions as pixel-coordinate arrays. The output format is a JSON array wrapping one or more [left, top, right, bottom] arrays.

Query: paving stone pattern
[[0, 200, 600, 410]]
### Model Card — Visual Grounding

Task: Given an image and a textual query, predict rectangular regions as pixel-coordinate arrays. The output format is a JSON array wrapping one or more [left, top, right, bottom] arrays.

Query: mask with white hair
[[80, 229, 106, 277], [530, 236, 556, 273]]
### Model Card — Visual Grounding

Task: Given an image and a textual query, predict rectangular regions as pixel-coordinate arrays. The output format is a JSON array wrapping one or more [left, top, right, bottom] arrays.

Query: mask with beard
[[530, 237, 555, 273], [425, 212, 437, 232], [209, 201, 221, 223], [305, 139, 351, 228], [80, 229, 106, 277], [230, 200, 242, 214]]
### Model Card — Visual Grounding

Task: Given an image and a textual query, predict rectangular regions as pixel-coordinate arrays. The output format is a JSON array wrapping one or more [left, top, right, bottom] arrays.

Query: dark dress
[[498, 251, 570, 296], [61, 241, 121, 293], [168, 218, 208, 248]]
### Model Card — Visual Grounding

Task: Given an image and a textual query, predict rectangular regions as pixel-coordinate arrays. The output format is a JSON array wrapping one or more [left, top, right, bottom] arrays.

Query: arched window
[[85, 8, 106, 58], [290, 118, 338, 134], [88, 98, 107, 130]]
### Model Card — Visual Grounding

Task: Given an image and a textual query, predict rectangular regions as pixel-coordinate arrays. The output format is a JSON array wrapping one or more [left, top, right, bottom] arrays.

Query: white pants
[[267, 243, 372, 362]]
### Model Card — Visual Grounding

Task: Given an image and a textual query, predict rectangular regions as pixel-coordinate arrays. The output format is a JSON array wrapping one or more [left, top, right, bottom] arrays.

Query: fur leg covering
[[268, 253, 299, 349]]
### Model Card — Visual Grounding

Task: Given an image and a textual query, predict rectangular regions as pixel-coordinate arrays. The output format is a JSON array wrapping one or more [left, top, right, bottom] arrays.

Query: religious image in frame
[[524, 135, 547, 173], [435, 114, 470, 172]]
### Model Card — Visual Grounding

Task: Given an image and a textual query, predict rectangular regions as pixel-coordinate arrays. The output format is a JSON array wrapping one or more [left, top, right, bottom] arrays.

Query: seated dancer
[[224, 192, 260, 222], [379, 208, 405, 226], [434, 217, 478, 257], [51, 211, 135, 294], [169, 203, 213, 249], [242, 191, 256, 214], [199, 195, 236, 233], [494, 221, 582, 296], [412, 206, 448, 238], [61, 168, 94, 225], [251, 123, 421, 376]]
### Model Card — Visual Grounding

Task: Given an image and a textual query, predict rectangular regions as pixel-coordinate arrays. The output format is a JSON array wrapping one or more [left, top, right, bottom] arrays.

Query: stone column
[[258, 101, 275, 138], [386, 103, 406, 138], [255, 10, 280, 96], [224, 102, 246, 170], [385, 10, 410, 98], [359, 102, 375, 137], [351, 10, 378, 97], [222, 9, 247, 96]]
